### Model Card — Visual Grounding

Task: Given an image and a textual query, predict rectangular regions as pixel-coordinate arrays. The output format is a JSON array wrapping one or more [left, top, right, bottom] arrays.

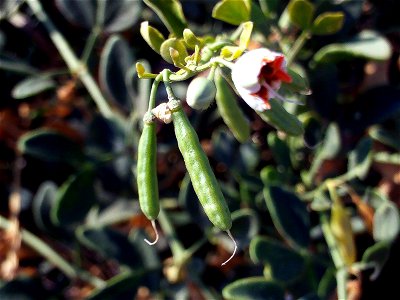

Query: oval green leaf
[[160, 38, 188, 64], [51, 167, 96, 226], [260, 166, 283, 186], [320, 122, 341, 159], [373, 201, 400, 242], [282, 66, 311, 95], [143, 0, 187, 37], [250, 236, 305, 282], [258, 99, 304, 136], [212, 0, 251, 25], [267, 132, 291, 169], [312, 12, 344, 35], [99, 35, 134, 112], [347, 137, 373, 180], [222, 277, 284, 300], [264, 186, 310, 248], [140, 21, 165, 54], [288, 0, 315, 29], [103, 0, 142, 33], [18, 129, 84, 165], [76, 226, 143, 267], [313, 30, 392, 64], [55, 0, 141, 33], [12, 76, 56, 99]]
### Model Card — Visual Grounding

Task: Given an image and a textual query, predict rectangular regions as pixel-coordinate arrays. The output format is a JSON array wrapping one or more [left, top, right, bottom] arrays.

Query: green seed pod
[[330, 202, 356, 266], [171, 104, 232, 231], [215, 70, 251, 143], [137, 116, 159, 221], [186, 77, 217, 110]]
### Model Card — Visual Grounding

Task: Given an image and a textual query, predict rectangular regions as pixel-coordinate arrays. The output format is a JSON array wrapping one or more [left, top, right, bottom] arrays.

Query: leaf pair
[[288, 0, 344, 35]]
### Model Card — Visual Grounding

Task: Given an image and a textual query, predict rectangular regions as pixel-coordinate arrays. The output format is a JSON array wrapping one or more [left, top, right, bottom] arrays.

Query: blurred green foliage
[[0, 0, 399, 299]]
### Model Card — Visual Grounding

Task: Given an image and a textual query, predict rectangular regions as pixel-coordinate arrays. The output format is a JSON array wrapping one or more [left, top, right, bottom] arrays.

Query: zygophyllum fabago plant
[[4, 0, 397, 298], [136, 18, 306, 266], [0, 0, 400, 300]]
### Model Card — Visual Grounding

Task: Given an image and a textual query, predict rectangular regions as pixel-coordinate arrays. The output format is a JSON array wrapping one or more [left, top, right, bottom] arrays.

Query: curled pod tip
[[144, 220, 159, 246], [221, 230, 237, 266]]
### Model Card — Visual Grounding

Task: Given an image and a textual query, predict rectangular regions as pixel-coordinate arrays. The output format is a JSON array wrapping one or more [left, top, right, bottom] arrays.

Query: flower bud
[[186, 77, 217, 110]]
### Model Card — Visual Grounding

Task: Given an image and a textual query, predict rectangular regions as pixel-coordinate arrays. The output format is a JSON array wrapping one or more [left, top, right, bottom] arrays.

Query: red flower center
[[260, 56, 292, 84], [251, 55, 292, 108]]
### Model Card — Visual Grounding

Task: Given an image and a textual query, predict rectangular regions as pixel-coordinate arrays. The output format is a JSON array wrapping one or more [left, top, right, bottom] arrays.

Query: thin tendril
[[263, 82, 303, 105], [221, 230, 237, 266], [144, 220, 159, 246]]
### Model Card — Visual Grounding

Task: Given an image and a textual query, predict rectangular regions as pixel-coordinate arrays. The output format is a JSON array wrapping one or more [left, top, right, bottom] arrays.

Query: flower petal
[[232, 48, 274, 93], [236, 84, 270, 112], [232, 48, 292, 112]]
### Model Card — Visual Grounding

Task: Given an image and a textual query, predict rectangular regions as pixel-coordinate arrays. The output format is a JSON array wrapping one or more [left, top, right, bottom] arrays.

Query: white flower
[[231, 48, 292, 112]]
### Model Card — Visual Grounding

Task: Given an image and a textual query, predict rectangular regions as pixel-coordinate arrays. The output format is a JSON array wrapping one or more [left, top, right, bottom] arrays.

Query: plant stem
[[207, 65, 217, 80], [80, 0, 105, 64], [25, 0, 115, 121], [0, 59, 37, 75], [302, 170, 360, 201], [162, 70, 177, 101], [336, 267, 348, 300], [0, 215, 105, 288], [147, 74, 162, 111], [211, 56, 235, 70], [80, 27, 101, 65], [157, 207, 186, 259], [286, 30, 310, 66], [320, 214, 344, 269], [157, 207, 207, 267], [320, 214, 348, 299]]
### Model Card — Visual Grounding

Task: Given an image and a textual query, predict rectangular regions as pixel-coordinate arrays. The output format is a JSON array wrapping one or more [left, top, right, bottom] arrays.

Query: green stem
[[162, 70, 177, 101], [302, 170, 360, 201], [184, 236, 207, 260], [320, 214, 345, 269], [286, 30, 311, 66], [80, 27, 101, 64], [0, 215, 105, 288], [336, 267, 348, 300], [0, 59, 37, 75], [25, 0, 115, 120], [320, 213, 348, 299], [157, 207, 186, 259], [147, 74, 162, 111], [207, 65, 217, 81], [167, 56, 233, 82], [211, 57, 235, 70], [80, 0, 105, 64]]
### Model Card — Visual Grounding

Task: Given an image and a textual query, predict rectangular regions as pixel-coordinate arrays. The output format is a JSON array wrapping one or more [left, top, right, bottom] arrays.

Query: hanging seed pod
[[215, 70, 250, 143], [169, 100, 236, 265], [330, 201, 356, 266], [137, 112, 159, 245], [169, 100, 232, 231]]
